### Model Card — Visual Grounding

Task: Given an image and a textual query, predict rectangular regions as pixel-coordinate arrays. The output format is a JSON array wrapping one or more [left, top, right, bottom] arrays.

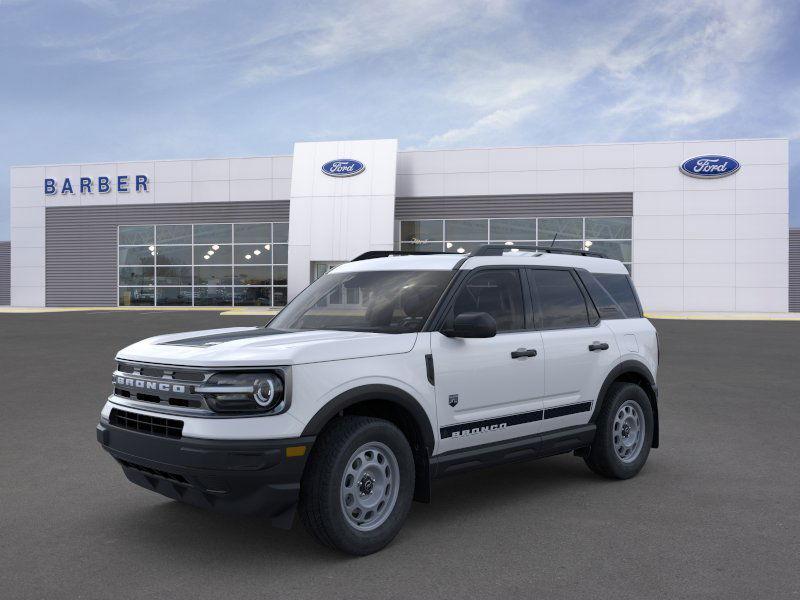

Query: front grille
[[117, 458, 188, 484], [113, 362, 211, 412], [109, 408, 184, 439]]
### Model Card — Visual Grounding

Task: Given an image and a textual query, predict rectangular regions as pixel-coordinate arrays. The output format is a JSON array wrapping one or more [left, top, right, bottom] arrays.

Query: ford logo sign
[[680, 155, 740, 179], [321, 159, 365, 177]]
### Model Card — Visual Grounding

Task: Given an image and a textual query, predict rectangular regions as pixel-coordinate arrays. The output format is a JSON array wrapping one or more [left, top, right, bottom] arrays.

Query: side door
[[431, 268, 546, 452], [526, 267, 620, 431]]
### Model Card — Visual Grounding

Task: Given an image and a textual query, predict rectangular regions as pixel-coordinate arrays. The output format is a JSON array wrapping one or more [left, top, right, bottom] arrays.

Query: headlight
[[197, 372, 286, 414]]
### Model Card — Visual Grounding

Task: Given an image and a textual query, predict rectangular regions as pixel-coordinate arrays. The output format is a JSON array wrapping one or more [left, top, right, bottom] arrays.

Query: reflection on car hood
[[116, 326, 418, 367]]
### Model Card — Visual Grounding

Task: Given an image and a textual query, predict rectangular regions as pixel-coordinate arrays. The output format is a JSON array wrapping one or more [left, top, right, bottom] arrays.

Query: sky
[[1, 0, 799, 238]]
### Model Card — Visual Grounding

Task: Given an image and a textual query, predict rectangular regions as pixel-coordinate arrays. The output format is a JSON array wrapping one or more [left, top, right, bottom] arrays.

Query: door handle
[[511, 348, 538, 359], [588, 342, 610, 351]]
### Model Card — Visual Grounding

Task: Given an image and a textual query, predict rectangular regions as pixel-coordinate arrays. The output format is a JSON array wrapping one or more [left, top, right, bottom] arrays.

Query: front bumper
[[97, 421, 315, 528]]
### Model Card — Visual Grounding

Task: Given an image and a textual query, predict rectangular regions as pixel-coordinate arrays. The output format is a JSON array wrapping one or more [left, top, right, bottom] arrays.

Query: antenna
[[549, 233, 558, 248]]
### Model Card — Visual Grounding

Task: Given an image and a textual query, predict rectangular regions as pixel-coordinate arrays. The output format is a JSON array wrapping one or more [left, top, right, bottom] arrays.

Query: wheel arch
[[591, 360, 659, 448], [301, 384, 435, 502]]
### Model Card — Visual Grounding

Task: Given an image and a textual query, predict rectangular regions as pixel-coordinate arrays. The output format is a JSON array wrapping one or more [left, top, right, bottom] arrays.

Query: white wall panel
[[684, 263, 735, 287], [683, 239, 735, 264], [633, 215, 683, 239], [635, 286, 683, 311], [735, 164, 789, 190], [443, 149, 489, 173], [735, 188, 788, 214], [633, 143, 683, 168], [735, 213, 788, 239], [734, 139, 788, 166], [230, 157, 272, 180], [537, 145, 582, 171], [632, 191, 683, 215], [684, 286, 735, 311], [583, 144, 634, 169], [397, 150, 445, 174], [683, 190, 735, 215], [488, 147, 537, 172], [11, 166, 45, 188], [684, 214, 734, 240], [154, 181, 191, 204], [538, 170, 583, 194], [735, 263, 788, 288], [192, 159, 229, 181], [192, 180, 229, 203], [154, 160, 191, 182], [735, 287, 787, 312]]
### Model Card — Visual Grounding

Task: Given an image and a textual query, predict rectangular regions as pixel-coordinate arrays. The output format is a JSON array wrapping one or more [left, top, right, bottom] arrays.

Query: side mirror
[[443, 312, 497, 338]]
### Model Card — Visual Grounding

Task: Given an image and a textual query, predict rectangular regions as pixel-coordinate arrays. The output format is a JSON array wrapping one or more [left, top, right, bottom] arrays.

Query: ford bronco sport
[[97, 244, 659, 555]]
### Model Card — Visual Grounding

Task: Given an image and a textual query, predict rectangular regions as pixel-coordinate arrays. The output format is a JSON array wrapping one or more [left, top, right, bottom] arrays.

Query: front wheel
[[584, 382, 653, 479], [298, 415, 415, 555]]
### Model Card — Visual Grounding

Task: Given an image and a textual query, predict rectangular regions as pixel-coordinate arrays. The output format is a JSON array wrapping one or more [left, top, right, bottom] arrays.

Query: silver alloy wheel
[[340, 441, 400, 532], [613, 400, 645, 463]]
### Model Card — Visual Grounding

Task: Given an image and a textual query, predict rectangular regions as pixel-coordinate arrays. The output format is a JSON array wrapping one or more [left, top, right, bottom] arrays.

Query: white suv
[[97, 245, 659, 555]]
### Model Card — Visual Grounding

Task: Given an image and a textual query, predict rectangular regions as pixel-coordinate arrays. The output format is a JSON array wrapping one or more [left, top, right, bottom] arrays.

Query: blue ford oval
[[680, 155, 740, 178], [321, 159, 365, 177]]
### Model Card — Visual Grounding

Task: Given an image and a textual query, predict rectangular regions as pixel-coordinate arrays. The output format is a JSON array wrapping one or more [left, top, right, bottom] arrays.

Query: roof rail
[[351, 250, 454, 262], [469, 244, 607, 258]]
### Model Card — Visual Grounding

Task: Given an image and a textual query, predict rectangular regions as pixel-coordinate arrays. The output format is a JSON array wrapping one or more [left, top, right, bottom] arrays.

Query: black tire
[[584, 382, 653, 479], [298, 415, 415, 555]]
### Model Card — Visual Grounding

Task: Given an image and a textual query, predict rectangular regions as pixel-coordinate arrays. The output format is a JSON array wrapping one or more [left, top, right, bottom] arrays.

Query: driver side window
[[448, 269, 525, 332]]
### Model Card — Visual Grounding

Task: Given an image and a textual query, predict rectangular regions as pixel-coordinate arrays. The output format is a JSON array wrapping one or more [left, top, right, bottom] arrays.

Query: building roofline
[[10, 137, 789, 169]]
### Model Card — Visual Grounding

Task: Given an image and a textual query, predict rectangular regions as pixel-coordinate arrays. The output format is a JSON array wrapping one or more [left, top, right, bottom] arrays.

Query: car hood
[[115, 327, 418, 368]]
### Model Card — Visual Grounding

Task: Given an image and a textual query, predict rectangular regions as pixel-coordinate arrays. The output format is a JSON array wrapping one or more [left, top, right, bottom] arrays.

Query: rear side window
[[528, 269, 590, 329], [593, 273, 642, 318], [576, 271, 626, 320]]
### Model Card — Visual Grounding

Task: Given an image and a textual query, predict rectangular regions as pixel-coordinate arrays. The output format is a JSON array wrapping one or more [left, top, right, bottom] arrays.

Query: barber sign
[[321, 159, 365, 177], [680, 155, 740, 179]]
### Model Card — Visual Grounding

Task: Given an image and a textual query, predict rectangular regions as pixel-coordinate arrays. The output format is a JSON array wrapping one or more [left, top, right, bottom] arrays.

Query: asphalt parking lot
[[1, 312, 799, 599]]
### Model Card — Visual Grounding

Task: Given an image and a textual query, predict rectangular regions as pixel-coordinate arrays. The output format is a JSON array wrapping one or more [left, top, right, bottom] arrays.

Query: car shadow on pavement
[[99, 452, 616, 562]]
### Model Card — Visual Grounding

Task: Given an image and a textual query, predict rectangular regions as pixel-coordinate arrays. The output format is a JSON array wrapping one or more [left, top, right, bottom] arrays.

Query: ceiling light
[[254, 250, 261, 255], [456, 247, 465, 254], [148, 246, 154, 251], [203, 255, 210, 260], [212, 244, 220, 251], [265, 244, 271, 250], [245, 254, 252, 260], [504, 241, 514, 246], [208, 250, 214, 256], [446, 242, 453, 249]]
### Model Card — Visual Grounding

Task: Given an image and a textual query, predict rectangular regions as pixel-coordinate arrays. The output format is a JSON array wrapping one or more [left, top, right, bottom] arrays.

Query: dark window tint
[[577, 271, 625, 319], [529, 269, 590, 329], [451, 270, 524, 332], [593, 273, 641, 318]]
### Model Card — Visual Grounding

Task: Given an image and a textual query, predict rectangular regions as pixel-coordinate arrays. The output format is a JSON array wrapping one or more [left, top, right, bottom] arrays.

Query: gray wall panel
[[394, 193, 633, 219], [46, 201, 290, 307], [790, 228, 800, 312], [0, 241, 10, 306]]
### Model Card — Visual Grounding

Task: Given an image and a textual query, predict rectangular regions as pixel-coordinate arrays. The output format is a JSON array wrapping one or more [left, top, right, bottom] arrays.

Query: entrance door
[[431, 268, 546, 452]]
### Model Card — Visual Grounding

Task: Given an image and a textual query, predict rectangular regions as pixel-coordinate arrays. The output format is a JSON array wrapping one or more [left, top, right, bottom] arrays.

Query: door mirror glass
[[444, 311, 497, 338]]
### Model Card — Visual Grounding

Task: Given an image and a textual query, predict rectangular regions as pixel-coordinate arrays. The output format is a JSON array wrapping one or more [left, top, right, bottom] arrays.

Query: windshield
[[269, 270, 454, 333]]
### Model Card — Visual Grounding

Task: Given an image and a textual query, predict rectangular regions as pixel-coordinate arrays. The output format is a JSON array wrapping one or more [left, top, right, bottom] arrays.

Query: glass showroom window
[[397, 216, 632, 272], [118, 222, 289, 307]]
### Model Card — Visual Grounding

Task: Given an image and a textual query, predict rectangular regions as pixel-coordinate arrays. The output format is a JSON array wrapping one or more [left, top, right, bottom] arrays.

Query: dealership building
[[3, 137, 798, 312]]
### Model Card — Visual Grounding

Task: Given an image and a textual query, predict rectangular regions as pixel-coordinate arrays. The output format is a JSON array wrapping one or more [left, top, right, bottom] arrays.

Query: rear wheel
[[584, 382, 653, 479], [299, 415, 414, 555]]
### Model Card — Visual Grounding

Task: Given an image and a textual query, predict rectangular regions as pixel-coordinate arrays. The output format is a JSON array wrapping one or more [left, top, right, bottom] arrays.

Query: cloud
[[428, 106, 536, 145], [423, 0, 788, 146]]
